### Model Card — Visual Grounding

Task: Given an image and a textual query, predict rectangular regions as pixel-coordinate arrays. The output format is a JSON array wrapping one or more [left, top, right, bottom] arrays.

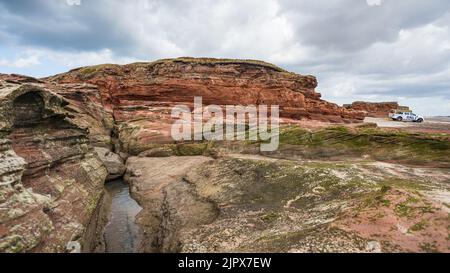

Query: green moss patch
[[172, 143, 209, 156], [409, 221, 428, 233], [277, 126, 450, 167]]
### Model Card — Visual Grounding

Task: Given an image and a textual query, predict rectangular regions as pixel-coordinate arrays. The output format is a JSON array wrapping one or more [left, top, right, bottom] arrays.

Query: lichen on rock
[[0, 76, 108, 253]]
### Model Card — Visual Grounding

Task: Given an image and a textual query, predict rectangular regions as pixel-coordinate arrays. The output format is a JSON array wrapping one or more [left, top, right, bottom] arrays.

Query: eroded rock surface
[[94, 147, 126, 181], [124, 156, 216, 252], [125, 154, 450, 253], [0, 78, 108, 253]]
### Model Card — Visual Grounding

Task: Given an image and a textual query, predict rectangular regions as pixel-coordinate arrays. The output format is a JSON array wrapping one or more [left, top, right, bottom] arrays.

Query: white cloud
[[0, 54, 41, 68], [43, 48, 138, 67], [355, 23, 450, 75], [0, 48, 138, 70], [1, 0, 450, 115], [106, 0, 297, 60]]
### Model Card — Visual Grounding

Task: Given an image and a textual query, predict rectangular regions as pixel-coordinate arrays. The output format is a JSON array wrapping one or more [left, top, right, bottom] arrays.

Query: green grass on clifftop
[[169, 57, 289, 72], [67, 57, 291, 79], [276, 126, 450, 166]]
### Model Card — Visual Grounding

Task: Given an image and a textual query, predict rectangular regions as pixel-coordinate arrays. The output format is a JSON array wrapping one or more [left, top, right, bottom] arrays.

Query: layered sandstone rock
[[344, 101, 410, 118], [48, 58, 364, 154], [44, 82, 115, 147], [0, 77, 108, 253], [1, 73, 115, 147], [1, 59, 366, 252], [124, 155, 450, 253], [1, 58, 449, 254]]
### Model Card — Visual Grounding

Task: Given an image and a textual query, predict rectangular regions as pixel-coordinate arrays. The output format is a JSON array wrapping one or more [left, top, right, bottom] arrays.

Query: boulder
[[94, 147, 126, 180]]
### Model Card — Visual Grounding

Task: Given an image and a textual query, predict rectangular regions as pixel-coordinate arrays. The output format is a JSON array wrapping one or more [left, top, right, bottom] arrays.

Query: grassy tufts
[[276, 125, 450, 166]]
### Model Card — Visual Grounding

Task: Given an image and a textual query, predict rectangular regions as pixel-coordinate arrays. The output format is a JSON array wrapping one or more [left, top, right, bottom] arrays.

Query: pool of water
[[103, 179, 143, 253]]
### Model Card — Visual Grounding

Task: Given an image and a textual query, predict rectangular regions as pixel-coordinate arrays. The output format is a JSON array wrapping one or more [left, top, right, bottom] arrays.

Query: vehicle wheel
[[396, 117, 403, 121], [417, 118, 423, 123]]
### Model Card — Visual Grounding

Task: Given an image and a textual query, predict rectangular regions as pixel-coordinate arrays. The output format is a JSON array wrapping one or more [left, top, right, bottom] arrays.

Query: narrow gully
[[103, 179, 143, 253]]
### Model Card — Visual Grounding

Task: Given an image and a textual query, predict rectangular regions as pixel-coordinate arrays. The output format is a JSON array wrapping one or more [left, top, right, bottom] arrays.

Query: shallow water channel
[[103, 179, 143, 253]]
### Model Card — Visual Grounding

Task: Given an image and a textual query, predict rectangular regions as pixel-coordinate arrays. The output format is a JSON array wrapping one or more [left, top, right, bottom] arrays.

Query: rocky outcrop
[[122, 125, 450, 253], [124, 155, 450, 253], [1, 58, 367, 253], [94, 147, 126, 181], [124, 156, 216, 252], [3, 58, 446, 254], [45, 82, 115, 148], [344, 101, 410, 118], [48, 58, 364, 154], [0, 77, 108, 253]]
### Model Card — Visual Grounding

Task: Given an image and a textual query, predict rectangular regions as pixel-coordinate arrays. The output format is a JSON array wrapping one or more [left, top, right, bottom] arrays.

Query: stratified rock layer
[[48, 58, 364, 154], [344, 101, 410, 118], [1, 56, 449, 253], [0, 76, 108, 253]]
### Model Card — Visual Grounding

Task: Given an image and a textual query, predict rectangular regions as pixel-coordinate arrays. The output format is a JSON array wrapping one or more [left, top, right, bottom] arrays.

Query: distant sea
[[426, 116, 450, 123]]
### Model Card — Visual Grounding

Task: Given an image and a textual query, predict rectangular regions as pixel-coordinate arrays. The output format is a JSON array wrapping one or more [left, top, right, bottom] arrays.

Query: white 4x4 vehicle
[[389, 111, 424, 123]]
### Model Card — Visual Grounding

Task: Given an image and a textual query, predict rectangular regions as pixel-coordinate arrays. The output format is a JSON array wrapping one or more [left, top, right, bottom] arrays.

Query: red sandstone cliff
[[0, 60, 367, 251], [1, 61, 364, 251], [344, 101, 410, 118], [1, 60, 448, 254], [47, 57, 364, 153]]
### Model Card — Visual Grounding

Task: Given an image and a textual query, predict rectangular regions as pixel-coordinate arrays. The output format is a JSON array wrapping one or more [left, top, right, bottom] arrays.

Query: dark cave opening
[[13, 91, 45, 127]]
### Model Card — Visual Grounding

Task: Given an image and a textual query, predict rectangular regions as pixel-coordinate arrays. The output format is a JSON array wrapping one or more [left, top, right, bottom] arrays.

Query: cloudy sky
[[1, 0, 450, 116]]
